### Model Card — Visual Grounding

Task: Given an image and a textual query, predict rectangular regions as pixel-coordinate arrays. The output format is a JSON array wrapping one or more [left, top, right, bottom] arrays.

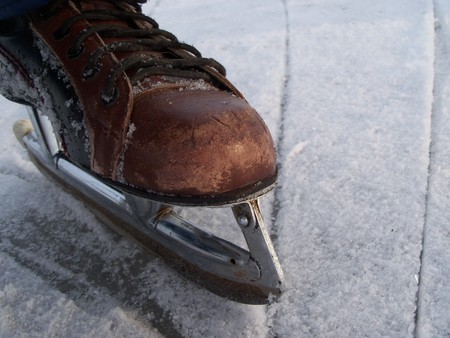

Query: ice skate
[[1, 0, 283, 303]]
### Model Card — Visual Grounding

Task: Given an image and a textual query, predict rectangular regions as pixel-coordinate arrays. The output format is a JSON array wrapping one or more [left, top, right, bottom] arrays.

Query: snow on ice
[[0, 0, 449, 337]]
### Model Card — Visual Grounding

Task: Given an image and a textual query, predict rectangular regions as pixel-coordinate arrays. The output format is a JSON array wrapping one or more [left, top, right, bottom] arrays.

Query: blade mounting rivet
[[237, 215, 249, 227]]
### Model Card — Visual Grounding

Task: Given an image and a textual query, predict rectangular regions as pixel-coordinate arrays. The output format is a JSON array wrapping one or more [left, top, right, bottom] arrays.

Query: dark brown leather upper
[[28, 0, 277, 197], [30, 1, 134, 177], [124, 89, 276, 195]]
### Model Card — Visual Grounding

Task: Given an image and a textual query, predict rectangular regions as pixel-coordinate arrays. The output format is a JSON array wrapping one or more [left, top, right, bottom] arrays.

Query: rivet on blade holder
[[233, 202, 255, 229], [237, 215, 249, 227]]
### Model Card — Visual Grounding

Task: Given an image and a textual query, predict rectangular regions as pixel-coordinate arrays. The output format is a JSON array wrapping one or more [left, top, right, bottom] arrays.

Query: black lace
[[41, 0, 226, 104]]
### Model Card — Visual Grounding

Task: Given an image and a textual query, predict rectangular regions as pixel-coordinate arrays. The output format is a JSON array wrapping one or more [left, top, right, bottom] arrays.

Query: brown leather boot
[[0, 0, 277, 204]]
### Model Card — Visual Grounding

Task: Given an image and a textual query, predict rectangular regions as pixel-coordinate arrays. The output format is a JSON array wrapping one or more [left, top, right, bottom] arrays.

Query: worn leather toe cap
[[119, 89, 277, 197]]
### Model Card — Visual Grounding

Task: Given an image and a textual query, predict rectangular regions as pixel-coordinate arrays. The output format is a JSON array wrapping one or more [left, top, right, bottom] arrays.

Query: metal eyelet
[[67, 44, 85, 59], [83, 63, 102, 80], [101, 86, 119, 106], [53, 27, 70, 40]]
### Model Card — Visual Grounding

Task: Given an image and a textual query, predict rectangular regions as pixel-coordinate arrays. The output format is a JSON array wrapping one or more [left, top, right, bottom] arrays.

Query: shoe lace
[[41, 0, 228, 104]]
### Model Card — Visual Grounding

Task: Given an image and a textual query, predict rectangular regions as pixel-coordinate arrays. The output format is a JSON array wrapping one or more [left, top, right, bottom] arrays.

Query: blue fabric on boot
[[0, 0, 50, 20]]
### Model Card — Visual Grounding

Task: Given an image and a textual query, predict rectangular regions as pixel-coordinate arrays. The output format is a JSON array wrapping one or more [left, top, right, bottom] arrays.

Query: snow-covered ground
[[1, 0, 449, 336]]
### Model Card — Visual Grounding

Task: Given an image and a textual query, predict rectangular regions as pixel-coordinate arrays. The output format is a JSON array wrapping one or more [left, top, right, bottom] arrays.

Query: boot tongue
[[79, 0, 143, 32], [81, 0, 114, 11], [78, 0, 219, 93]]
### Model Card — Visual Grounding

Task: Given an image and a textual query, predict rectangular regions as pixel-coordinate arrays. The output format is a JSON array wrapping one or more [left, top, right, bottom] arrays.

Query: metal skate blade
[[14, 111, 284, 304]]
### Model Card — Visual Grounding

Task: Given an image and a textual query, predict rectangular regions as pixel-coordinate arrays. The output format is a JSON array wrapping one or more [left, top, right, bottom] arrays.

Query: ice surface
[[269, 0, 435, 336], [415, 1, 450, 337], [0, 0, 449, 337]]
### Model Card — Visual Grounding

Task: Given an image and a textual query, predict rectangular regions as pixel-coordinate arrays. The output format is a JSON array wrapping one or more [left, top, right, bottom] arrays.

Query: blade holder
[[232, 201, 284, 290]]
